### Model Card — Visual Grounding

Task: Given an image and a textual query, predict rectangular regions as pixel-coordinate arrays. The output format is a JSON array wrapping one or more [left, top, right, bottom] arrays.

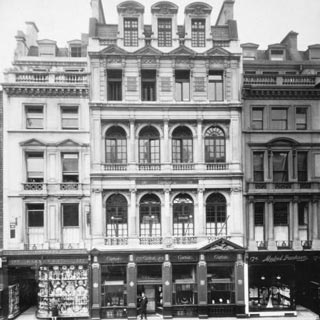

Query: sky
[[0, 0, 319, 83]]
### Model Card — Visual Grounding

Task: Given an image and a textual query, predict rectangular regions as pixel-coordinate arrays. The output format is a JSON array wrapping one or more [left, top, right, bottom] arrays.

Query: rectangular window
[[158, 18, 172, 47], [175, 70, 190, 101], [253, 152, 264, 181], [273, 152, 288, 182], [61, 106, 78, 129], [107, 69, 122, 101], [62, 203, 79, 227], [26, 105, 43, 129], [271, 108, 288, 130], [208, 71, 223, 101], [70, 46, 82, 57], [270, 49, 285, 61], [62, 153, 79, 182], [254, 203, 264, 226], [124, 18, 138, 46], [274, 202, 288, 226], [297, 152, 308, 181], [141, 70, 156, 101], [27, 203, 44, 227], [191, 19, 205, 47], [296, 108, 307, 130], [26, 152, 44, 182], [298, 202, 308, 226], [252, 108, 263, 130]]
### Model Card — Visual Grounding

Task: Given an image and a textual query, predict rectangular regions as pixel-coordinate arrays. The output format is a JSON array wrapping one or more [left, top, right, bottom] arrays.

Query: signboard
[[206, 253, 237, 262], [170, 253, 198, 263], [99, 255, 128, 264], [248, 251, 320, 264], [135, 254, 165, 263]]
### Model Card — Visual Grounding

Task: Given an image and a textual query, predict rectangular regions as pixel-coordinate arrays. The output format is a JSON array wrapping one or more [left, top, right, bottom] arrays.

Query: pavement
[[15, 305, 319, 320]]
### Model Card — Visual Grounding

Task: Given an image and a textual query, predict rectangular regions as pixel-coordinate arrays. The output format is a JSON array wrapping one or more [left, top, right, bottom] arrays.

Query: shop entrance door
[[137, 283, 163, 314]]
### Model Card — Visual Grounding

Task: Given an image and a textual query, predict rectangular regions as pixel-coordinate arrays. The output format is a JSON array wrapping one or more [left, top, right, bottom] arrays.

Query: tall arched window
[[139, 126, 160, 163], [172, 126, 193, 163], [206, 193, 227, 236], [105, 126, 127, 163], [204, 126, 225, 163], [173, 194, 194, 236], [139, 194, 161, 237], [106, 194, 128, 237]]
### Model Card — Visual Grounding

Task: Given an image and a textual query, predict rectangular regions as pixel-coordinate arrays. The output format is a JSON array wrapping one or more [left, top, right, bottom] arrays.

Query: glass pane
[[28, 204, 44, 227], [63, 204, 79, 227], [273, 152, 288, 182], [175, 82, 182, 101], [182, 82, 190, 101], [62, 154, 78, 171]]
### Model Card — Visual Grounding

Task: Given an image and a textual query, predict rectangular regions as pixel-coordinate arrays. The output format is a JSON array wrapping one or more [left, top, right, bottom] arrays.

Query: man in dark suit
[[139, 292, 148, 320]]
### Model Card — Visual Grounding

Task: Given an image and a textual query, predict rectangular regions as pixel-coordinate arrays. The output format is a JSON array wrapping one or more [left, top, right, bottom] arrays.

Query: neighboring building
[[88, 0, 244, 319], [242, 32, 320, 317], [1, 23, 90, 318]]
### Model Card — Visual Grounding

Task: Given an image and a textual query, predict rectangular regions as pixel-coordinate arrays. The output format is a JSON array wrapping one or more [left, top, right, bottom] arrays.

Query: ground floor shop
[[247, 251, 320, 317]]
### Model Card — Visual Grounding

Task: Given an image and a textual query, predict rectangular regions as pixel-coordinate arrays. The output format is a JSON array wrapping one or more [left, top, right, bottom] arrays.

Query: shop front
[[247, 251, 320, 317]]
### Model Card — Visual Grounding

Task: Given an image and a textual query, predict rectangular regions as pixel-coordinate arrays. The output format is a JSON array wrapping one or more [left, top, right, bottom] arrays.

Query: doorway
[[137, 284, 163, 314]]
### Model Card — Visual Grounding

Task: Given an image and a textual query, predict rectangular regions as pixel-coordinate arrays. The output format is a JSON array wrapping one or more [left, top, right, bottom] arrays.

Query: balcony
[[23, 182, 46, 191], [16, 72, 49, 82], [14, 72, 88, 84], [139, 237, 163, 245], [172, 163, 195, 171], [301, 240, 313, 250], [173, 236, 198, 245], [104, 237, 128, 246], [138, 163, 161, 171], [206, 163, 229, 171], [104, 163, 127, 171], [247, 181, 320, 193], [60, 182, 80, 191], [276, 240, 293, 249], [256, 241, 268, 250], [243, 74, 317, 87]]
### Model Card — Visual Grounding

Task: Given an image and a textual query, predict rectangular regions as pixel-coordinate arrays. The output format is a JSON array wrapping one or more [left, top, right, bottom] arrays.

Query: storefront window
[[207, 265, 235, 304], [101, 265, 127, 318], [249, 265, 295, 311], [172, 264, 197, 305]]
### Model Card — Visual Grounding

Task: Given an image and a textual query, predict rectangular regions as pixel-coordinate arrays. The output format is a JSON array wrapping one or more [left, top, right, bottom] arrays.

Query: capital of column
[[293, 196, 299, 203], [130, 188, 137, 194], [267, 196, 274, 204], [92, 188, 103, 193], [197, 188, 205, 194], [248, 196, 255, 204]]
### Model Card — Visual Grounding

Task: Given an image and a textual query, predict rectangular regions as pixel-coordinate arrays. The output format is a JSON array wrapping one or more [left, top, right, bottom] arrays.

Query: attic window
[[243, 51, 256, 60], [70, 45, 82, 57], [270, 49, 285, 61]]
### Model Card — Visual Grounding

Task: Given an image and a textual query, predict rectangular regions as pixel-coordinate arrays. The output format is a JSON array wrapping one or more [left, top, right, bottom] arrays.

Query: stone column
[[197, 188, 205, 236], [91, 189, 103, 239], [312, 197, 319, 240], [129, 189, 137, 238], [267, 197, 274, 241], [248, 197, 255, 241], [197, 254, 208, 319], [267, 150, 272, 180], [91, 255, 101, 320], [129, 120, 135, 164], [127, 255, 137, 319], [197, 120, 203, 164], [163, 119, 169, 164], [292, 197, 299, 241], [162, 254, 172, 319], [163, 188, 171, 237]]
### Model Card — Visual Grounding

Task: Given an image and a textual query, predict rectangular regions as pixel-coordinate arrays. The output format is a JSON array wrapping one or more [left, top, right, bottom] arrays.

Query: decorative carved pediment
[[56, 139, 88, 147], [117, 1, 145, 14], [151, 1, 178, 14], [185, 2, 212, 15], [100, 44, 128, 55], [170, 45, 195, 56], [135, 45, 162, 56], [201, 238, 244, 251], [206, 47, 231, 57], [20, 139, 46, 147]]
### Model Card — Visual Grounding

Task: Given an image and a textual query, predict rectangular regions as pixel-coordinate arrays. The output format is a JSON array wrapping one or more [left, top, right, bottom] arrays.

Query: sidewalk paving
[[15, 305, 319, 320]]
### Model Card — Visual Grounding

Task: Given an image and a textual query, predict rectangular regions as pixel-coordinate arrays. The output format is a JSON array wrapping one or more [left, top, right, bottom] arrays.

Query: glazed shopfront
[[247, 251, 320, 317], [90, 240, 246, 319]]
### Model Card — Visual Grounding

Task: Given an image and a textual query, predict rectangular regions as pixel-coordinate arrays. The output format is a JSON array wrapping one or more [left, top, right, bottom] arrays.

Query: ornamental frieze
[[3, 86, 88, 97]]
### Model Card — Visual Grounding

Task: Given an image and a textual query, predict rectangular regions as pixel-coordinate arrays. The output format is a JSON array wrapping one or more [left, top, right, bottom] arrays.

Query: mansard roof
[[117, 1, 145, 14], [151, 1, 178, 14], [184, 2, 212, 15]]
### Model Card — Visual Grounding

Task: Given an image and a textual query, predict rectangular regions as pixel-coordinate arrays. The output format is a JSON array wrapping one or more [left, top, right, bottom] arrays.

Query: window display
[[8, 284, 20, 319], [37, 265, 89, 318]]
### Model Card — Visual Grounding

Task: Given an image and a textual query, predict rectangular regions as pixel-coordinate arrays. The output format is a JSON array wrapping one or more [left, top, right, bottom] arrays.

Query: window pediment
[[185, 2, 212, 15], [117, 1, 145, 14], [170, 45, 195, 56], [205, 47, 231, 57], [56, 139, 88, 147], [20, 139, 46, 147], [100, 44, 128, 55], [267, 138, 299, 147], [151, 1, 178, 14], [201, 238, 244, 251], [134, 45, 162, 55]]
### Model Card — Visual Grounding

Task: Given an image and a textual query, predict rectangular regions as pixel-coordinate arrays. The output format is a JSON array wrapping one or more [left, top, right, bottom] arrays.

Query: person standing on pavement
[[139, 292, 148, 320]]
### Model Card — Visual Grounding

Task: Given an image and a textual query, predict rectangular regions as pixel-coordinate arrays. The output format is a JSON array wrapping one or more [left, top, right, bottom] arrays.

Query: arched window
[[204, 126, 225, 163], [172, 126, 193, 163], [106, 194, 128, 237], [105, 126, 127, 163], [139, 194, 161, 237], [173, 194, 194, 236], [206, 193, 227, 236], [139, 126, 160, 163]]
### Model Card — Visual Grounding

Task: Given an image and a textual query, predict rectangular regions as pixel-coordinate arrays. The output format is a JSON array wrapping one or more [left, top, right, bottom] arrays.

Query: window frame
[[208, 71, 224, 101], [272, 151, 289, 182], [191, 18, 205, 47], [297, 151, 308, 182], [27, 203, 44, 227], [124, 17, 138, 47], [107, 69, 122, 101], [61, 105, 79, 130], [173, 194, 194, 236], [105, 127, 127, 164], [271, 107, 288, 130], [295, 107, 308, 130], [61, 153, 79, 183], [158, 18, 172, 47], [139, 195, 161, 237], [141, 70, 156, 101], [204, 127, 226, 163], [26, 152, 44, 183], [251, 107, 264, 130], [273, 202, 289, 226], [70, 45, 82, 57], [175, 70, 190, 102], [62, 203, 79, 227], [206, 193, 227, 236], [172, 126, 193, 163], [139, 127, 160, 164], [25, 104, 44, 129]]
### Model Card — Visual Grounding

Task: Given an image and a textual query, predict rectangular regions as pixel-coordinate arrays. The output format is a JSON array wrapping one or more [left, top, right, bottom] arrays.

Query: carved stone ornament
[[142, 58, 156, 64], [107, 58, 122, 64]]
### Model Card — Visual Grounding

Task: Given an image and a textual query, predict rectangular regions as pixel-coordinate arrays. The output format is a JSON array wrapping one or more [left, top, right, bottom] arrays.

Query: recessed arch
[[206, 192, 227, 236]]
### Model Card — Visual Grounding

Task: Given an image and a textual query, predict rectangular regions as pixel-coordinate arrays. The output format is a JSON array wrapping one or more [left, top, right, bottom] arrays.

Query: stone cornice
[[242, 87, 320, 100], [13, 60, 87, 67], [2, 83, 89, 97]]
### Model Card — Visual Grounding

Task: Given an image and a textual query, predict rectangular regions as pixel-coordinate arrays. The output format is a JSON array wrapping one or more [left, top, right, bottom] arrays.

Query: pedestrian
[[139, 292, 148, 320]]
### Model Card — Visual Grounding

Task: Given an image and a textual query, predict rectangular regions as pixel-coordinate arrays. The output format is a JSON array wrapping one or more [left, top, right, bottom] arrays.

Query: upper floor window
[[208, 71, 223, 101], [26, 152, 44, 182], [107, 70, 122, 101], [106, 194, 128, 237], [61, 106, 78, 130], [139, 194, 161, 237], [270, 49, 285, 61], [175, 70, 190, 101], [206, 193, 227, 236], [191, 19, 205, 47], [205, 127, 225, 163], [172, 126, 193, 163], [62, 153, 79, 183], [105, 126, 127, 164], [253, 152, 264, 182], [70, 45, 82, 57], [26, 105, 43, 129], [173, 194, 194, 236], [274, 202, 288, 226], [139, 126, 160, 163], [141, 70, 156, 101], [124, 18, 138, 46], [297, 152, 308, 181], [158, 18, 172, 47], [298, 202, 308, 226], [252, 107, 264, 130], [271, 108, 287, 130], [27, 203, 44, 227], [62, 203, 79, 227], [296, 107, 307, 130], [272, 152, 288, 182]]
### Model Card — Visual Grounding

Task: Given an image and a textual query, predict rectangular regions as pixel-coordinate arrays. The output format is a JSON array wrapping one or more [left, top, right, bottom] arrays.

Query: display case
[[8, 284, 20, 319], [37, 265, 89, 318]]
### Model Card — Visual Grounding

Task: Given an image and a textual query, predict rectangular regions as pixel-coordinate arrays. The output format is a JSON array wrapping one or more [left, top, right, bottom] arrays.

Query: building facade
[[88, 0, 245, 319], [242, 32, 320, 317], [1, 23, 90, 319]]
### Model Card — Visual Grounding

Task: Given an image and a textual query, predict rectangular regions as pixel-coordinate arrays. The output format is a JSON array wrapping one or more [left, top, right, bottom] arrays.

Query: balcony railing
[[276, 240, 293, 249], [104, 237, 128, 246], [16, 73, 49, 83], [244, 74, 317, 86], [274, 182, 293, 189], [139, 237, 163, 245], [60, 242, 85, 249], [206, 163, 229, 170], [172, 163, 195, 171], [248, 181, 320, 191], [14, 72, 88, 84], [138, 163, 161, 171], [54, 73, 88, 84], [173, 236, 197, 245], [301, 240, 313, 249], [104, 163, 127, 171], [60, 183, 80, 191], [23, 182, 45, 191]]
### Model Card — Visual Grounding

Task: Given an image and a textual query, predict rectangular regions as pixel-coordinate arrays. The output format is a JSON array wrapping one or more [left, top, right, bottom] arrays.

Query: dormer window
[[191, 19, 205, 47], [270, 49, 285, 61], [70, 45, 82, 57], [124, 18, 138, 47], [158, 18, 172, 47]]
